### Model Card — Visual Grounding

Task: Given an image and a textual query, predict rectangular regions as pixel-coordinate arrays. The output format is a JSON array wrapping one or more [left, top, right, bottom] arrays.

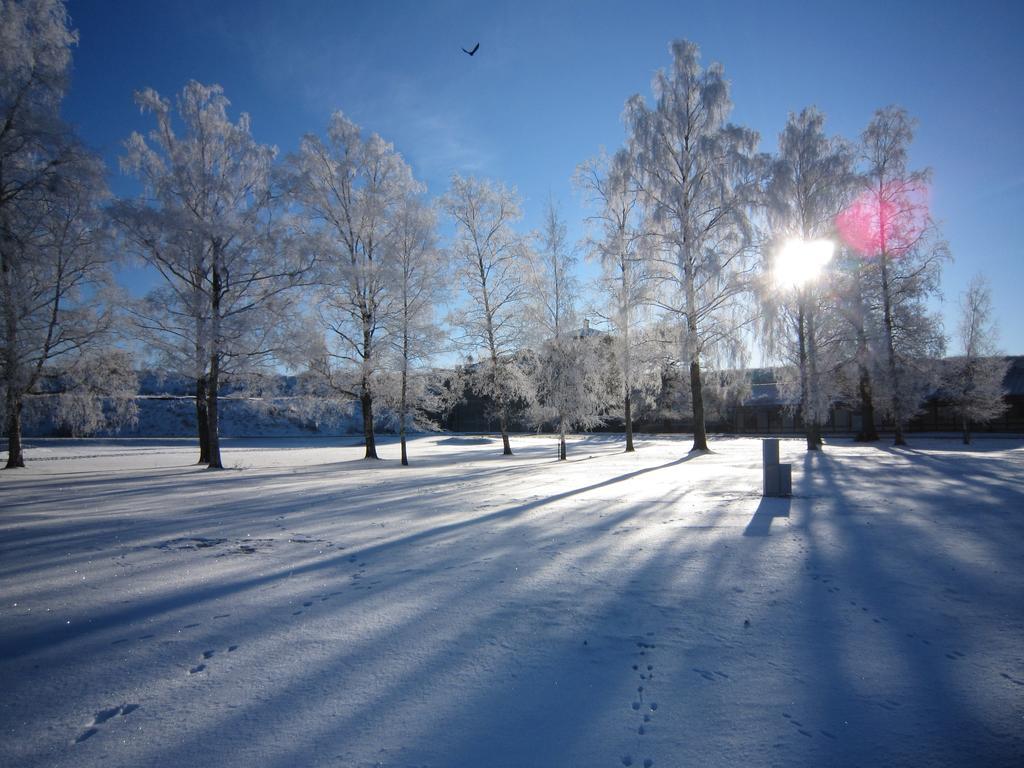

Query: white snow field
[[1, 434, 1022, 767]]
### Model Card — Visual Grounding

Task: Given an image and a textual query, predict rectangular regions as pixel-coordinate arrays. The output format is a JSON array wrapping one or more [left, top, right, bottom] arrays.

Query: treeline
[[2, 2, 1009, 469]]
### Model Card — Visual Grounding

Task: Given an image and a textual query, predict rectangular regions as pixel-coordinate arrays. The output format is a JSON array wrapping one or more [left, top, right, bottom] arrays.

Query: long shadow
[[787, 447, 1024, 764], [742, 496, 791, 536], [9, 439, 1021, 766], [0, 450, 709, 661]]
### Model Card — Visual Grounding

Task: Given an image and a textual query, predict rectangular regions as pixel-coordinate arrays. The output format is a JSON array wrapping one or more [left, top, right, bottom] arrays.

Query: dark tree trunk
[[4, 400, 24, 469], [499, 409, 512, 455], [879, 254, 906, 446], [558, 413, 566, 461], [806, 304, 824, 452], [797, 304, 818, 452], [624, 391, 634, 453], [399, 364, 409, 466], [196, 375, 210, 465], [690, 358, 708, 451], [206, 352, 222, 469], [855, 364, 879, 441], [361, 390, 378, 459], [206, 262, 223, 469], [962, 413, 971, 445]]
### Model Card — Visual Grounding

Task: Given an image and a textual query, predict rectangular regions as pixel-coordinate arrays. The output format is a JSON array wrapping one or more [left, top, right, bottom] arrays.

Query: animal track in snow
[[621, 636, 657, 768], [188, 644, 237, 675], [73, 704, 138, 744], [691, 668, 728, 682], [781, 711, 838, 741]]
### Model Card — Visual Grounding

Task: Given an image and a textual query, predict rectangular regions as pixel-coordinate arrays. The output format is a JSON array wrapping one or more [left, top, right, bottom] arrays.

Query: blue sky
[[64, 0, 1024, 353]]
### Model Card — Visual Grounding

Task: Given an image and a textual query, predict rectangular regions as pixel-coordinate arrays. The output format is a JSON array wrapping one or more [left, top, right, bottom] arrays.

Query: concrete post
[[762, 438, 792, 497]]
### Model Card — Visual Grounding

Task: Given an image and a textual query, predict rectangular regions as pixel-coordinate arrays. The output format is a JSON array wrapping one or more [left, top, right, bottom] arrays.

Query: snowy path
[[1, 435, 1022, 767]]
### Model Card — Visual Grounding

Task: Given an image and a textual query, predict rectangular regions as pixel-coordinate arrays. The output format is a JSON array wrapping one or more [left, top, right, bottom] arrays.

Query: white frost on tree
[[576, 149, 659, 453], [527, 199, 609, 460], [626, 40, 762, 452], [383, 194, 447, 466], [763, 107, 855, 451], [839, 106, 948, 445], [113, 82, 306, 469], [2, 0, 135, 468], [287, 112, 421, 460], [443, 175, 534, 456], [942, 274, 1009, 444]]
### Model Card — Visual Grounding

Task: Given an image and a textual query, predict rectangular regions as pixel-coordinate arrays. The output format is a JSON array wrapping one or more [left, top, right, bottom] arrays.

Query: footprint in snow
[[73, 704, 139, 744], [74, 728, 98, 744], [190, 644, 238, 674]]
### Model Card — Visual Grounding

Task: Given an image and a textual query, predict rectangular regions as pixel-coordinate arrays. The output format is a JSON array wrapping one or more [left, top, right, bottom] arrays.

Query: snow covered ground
[[1, 434, 1022, 767]]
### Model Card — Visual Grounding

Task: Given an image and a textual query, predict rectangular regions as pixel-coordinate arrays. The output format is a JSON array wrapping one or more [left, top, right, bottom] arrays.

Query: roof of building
[[1003, 356, 1024, 396]]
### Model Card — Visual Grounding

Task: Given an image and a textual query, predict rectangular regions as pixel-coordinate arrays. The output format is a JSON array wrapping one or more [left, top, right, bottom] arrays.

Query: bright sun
[[773, 238, 835, 290]]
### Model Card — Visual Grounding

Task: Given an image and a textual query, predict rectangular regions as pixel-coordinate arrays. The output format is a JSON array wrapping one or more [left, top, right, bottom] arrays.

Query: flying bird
[[462, 42, 480, 56]]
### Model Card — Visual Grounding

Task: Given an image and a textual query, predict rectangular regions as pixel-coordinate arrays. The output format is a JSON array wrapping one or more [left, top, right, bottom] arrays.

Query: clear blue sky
[[63, 0, 1024, 353]]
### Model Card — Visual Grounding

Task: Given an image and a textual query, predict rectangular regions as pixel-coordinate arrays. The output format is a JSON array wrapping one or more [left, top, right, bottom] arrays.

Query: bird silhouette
[[462, 42, 480, 56]]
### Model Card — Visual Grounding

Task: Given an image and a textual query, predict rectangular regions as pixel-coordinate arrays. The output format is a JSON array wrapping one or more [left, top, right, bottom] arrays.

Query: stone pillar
[[762, 438, 792, 497]]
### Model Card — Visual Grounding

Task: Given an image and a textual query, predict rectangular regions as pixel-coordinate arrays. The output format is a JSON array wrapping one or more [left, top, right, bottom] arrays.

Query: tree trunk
[[400, 359, 409, 466], [206, 352, 222, 469], [962, 413, 971, 445], [796, 304, 817, 452], [690, 358, 708, 451], [4, 399, 24, 469], [624, 391, 634, 453], [879, 254, 906, 446], [855, 363, 879, 441], [195, 376, 210, 465], [806, 303, 824, 451], [361, 389, 378, 459], [206, 261, 223, 469], [558, 413, 566, 461], [499, 409, 512, 456]]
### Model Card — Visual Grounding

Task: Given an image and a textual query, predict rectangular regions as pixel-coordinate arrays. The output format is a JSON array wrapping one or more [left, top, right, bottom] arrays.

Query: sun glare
[[773, 238, 835, 290]]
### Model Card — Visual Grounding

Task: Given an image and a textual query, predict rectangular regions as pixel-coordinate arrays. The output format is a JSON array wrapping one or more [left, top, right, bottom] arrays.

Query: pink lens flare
[[836, 180, 930, 258]]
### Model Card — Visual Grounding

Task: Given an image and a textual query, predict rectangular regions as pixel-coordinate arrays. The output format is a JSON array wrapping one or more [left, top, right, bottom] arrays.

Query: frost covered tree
[[831, 244, 882, 441], [763, 108, 854, 451], [576, 149, 657, 452], [385, 194, 446, 465], [838, 106, 948, 445], [443, 175, 534, 456], [527, 199, 608, 460], [626, 40, 761, 452], [287, 112, 420, 460], [113, 82, 306, 469], [942, 275, 1009, 444], [2, 0, 135, 468]]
